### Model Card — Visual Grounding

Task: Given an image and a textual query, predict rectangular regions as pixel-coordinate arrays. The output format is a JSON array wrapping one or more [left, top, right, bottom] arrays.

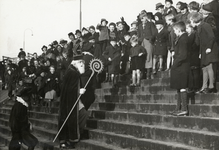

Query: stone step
[[98, 93, 219, 104], [29, 118, 58, 131], [88, 110, 219, 133], [101, 85, 176, 96], [32, 126, 56, 141], [0, 130, 59, 150], [76, 139, 126, 150], [88, 128, 207, 150], [0, 124, 11, 136], [100, 71, 171, 88], [90, 102, 219, 118], [101, 93, 177, 104], [88, 119, 219, 149], [100, 77, 171, 89], [0, 107, 58, 120]]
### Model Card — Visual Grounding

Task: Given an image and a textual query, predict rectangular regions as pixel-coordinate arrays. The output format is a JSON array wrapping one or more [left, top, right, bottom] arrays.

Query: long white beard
[[77, 65, 85, 74]]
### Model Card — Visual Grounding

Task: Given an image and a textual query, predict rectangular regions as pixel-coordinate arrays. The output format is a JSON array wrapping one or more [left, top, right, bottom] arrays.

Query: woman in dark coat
[[103, 39, 121, 84], [170, 22, 190, 116], [44, 65, 59, 113]]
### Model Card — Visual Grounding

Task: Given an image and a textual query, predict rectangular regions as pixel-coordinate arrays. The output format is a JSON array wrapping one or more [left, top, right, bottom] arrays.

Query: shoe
[[170, 110, 180, 116], [202, 88, 211, 94], [208, 88, 217, 93], [196, 88, 205, 94], [130, 83, 136, 86], [60, 143, 68, 149], [176, 111, 188, 116], [187, 88, 194, 93], [158, 68, 163, 71], [152, 69, 157, 74]]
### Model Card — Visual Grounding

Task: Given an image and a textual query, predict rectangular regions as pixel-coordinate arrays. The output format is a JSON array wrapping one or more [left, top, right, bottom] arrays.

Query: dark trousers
[[9, 131, 38, 150], [99, 40, 108, 53]]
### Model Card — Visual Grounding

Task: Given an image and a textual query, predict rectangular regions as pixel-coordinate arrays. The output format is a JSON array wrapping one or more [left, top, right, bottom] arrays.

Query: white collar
[[16, 97, 29, 107]]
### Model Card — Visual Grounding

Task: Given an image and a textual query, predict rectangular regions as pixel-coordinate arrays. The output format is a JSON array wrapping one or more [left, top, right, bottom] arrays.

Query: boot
[[118, 74, 122, 82], [48, 100, 52, 114], [109, 74, 113, 82], [136, 72, 141, 86], [130, 74, 136, 86], [171, 91, 181, 115], [113, 75, 118, 85], [104, 73, 109, 82], [177, 91, 188, 116], [146, 68, 151, 79]]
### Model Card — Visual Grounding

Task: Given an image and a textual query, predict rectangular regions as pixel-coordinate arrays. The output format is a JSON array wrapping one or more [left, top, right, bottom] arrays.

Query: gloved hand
[[80, 88, 86, 95]]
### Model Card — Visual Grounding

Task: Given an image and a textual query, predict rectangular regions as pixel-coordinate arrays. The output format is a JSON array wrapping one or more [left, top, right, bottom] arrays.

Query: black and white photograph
[[0, 0, 219, 149]]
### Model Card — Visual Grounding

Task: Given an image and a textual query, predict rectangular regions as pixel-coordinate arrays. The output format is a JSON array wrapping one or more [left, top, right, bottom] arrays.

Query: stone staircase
[[0, 71, 219, 150]]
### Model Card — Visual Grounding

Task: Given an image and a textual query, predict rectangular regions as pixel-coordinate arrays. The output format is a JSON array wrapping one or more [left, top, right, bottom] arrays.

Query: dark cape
[[9, 99, 38, 149], [58, 64, 80, 142]]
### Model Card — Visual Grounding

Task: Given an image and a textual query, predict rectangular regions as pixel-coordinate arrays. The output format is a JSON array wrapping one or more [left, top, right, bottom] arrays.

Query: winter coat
[[137, 21, 157, 44], [188, 32, 200, 67], [196, 22, 219, 67], [154, 27, 169, 56], [170, 33, 190, 89], [103, 44, 121, 74]]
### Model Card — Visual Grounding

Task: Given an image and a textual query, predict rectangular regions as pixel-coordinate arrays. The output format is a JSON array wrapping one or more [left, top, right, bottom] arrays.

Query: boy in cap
[[9, 85, 38, 150], [103, 38, 121, 84], [175, 2, 189, 22], [164, 0, 177, 16], [170, 21, 190, 116], [188, 1, 200, 13], [153, 20, 169, 74], [190, 12, 219, 93], [156, 3, 165, 15], [129, 35, 147, 86], [96, 18, 109, 53]]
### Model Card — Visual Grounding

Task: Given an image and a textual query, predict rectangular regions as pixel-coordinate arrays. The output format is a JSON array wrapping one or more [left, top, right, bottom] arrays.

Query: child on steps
[[129, 35, 147, 86]]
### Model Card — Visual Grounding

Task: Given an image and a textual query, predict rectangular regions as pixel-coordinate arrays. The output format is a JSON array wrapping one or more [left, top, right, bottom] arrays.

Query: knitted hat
[[101, 18, 108, 24], [89, 25, 95, 30], [179, 3, 188, 10], [156, 3, 164, 10]]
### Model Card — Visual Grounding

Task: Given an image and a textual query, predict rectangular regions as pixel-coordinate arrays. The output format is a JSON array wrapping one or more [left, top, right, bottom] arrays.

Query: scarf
[[16, 96, 29, 107]]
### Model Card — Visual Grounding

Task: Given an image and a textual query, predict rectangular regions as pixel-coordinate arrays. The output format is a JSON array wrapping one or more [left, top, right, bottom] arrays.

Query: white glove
[[79, 88, 86, 95], [206, 48, 211, 54]]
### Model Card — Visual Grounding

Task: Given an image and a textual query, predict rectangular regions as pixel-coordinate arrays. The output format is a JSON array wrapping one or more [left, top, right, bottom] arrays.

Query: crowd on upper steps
[[0, 0, 219, 113]]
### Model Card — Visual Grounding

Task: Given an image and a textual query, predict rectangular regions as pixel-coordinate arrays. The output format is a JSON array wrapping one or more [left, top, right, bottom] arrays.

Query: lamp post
[[23, 28, 33, 51], [80, 0, 82, 30]]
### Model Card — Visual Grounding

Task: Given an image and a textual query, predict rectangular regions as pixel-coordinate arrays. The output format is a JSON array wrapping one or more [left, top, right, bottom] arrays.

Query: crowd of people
[[1, 0, 219, 149], [0, 0, 218, 114]]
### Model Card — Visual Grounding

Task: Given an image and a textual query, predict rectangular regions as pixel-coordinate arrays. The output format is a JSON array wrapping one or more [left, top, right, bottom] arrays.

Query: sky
[[0, 0, 203, 60]]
